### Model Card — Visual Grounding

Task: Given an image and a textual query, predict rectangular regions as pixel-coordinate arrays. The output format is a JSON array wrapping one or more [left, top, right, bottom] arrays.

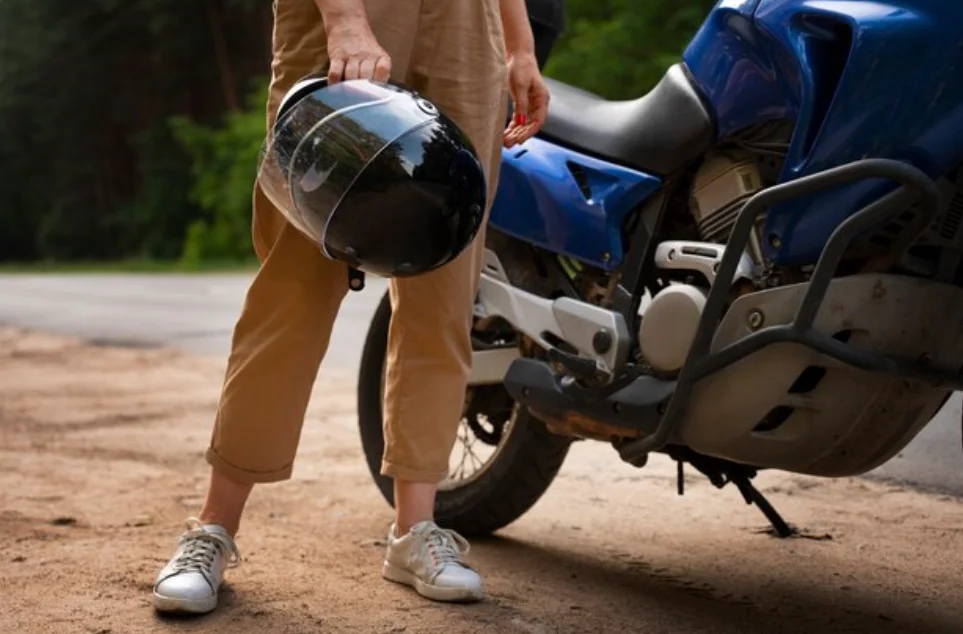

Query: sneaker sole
[[382, 562, 484, 603], [152, 591, 219, 615]]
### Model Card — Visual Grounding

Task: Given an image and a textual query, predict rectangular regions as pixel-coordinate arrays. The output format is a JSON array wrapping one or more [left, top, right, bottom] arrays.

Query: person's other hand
[[503, 52, 550, 148], [325, 18, 391, 84]]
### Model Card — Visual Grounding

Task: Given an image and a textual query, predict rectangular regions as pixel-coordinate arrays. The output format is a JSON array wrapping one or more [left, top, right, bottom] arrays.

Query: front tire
[[357, 291, 573, 537]]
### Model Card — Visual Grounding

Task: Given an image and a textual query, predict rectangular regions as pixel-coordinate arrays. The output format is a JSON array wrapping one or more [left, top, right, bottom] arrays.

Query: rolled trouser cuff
[[380, 459, 449, 484], [205, 446, 294, 485]]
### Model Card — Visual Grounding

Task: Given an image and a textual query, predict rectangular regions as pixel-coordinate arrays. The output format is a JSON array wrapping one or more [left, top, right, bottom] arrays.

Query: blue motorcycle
[[358, 0, 963, 537]]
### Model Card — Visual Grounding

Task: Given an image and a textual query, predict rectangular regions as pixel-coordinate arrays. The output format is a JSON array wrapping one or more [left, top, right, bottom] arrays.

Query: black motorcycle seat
[[539, 64, 715, 176]]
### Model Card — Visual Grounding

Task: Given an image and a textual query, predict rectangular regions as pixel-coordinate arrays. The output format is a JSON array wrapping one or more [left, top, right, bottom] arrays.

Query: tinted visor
[[255, 79, 439, 246]]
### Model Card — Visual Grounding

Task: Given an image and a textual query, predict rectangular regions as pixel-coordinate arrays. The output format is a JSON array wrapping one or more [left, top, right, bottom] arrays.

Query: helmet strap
[[347, 267, 366, 292]]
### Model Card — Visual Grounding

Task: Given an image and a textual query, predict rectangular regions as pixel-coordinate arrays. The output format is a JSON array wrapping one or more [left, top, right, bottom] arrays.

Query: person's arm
[[315, 0, 391, 83], [500, 0, 538, 65], [500, 0, 550, 145]]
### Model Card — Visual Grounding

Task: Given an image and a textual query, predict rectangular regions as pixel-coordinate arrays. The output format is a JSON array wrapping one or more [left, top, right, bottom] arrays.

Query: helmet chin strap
[[339, 245, 365, 292]]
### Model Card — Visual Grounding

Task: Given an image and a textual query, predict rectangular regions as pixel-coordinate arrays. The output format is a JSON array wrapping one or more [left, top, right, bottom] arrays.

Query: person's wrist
[[321, 10, 370, 36], [507, 49, 538, 69], [504, 28, 536, 60]]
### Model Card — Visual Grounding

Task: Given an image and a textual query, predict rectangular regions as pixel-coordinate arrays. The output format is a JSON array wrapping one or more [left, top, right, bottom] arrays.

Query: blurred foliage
[[0, 0, 714, 265], [545, 0, 717, 98], [0, 0, 272, 264], [170, 81, 268, 265]]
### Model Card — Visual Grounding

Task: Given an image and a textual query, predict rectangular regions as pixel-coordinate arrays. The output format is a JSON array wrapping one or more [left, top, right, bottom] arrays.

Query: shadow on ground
[[148, 530, 959, 634]]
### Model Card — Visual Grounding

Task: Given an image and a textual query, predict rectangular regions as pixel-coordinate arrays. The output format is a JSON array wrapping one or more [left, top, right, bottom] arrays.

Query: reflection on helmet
[[256, 77, 487, 278]]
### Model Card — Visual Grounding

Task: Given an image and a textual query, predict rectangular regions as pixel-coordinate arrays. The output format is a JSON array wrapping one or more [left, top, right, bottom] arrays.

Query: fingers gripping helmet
[[257, 76, 488, 278]]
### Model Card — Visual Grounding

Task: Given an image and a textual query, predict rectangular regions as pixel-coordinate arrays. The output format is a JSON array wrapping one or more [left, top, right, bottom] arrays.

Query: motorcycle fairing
[[487, 138, 662, 270], [685, 0, 963, 265]]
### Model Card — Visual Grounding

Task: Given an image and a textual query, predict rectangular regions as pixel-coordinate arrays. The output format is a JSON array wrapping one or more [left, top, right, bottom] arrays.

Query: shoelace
[[419, 525, 471, 568], [171, 517, 240, 575]]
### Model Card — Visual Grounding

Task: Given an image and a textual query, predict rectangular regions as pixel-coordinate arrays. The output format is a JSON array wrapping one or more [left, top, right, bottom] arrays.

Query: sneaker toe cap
[[154, 572, 215, 601], [435, 565, 483, 591]]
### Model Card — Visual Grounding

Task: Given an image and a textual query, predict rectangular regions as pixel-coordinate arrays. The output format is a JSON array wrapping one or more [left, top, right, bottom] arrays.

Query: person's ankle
[[394, 516, 435, 538], [197, 512, 239, 537], [393, 480, 437, 538], [197, 468, 253, 538]]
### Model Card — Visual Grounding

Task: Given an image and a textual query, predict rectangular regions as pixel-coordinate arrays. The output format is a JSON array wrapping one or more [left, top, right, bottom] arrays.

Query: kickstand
[[731, 475, 795, 538], [669, 448, 796, 539]]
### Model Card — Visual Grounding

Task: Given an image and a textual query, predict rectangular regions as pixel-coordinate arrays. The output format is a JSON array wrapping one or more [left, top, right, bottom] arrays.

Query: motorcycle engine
[[637, 151, 767, 376], [689, 150, 766, 262]]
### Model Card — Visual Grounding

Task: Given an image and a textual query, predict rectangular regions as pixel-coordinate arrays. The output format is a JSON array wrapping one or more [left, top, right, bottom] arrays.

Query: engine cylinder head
[[690, 151, 765, 262]]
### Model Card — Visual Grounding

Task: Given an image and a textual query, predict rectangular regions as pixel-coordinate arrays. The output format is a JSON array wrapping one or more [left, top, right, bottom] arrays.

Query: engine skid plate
[[678, 273, 963, 476]]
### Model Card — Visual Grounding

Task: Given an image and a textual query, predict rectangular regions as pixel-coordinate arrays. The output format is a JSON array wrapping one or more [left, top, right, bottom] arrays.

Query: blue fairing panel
[[683, 1, 796, 138], [488, 138, 663, 271], [686, 0, 963, 265]]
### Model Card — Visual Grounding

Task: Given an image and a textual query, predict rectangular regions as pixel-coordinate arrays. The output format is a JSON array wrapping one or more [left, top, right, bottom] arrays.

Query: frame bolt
[[593, 328, 613, 354], [747, 309, 765, 330]]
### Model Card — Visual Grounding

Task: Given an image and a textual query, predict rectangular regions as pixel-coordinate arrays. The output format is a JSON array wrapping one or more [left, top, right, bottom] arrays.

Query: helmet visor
[[255, 79, 439, 247]]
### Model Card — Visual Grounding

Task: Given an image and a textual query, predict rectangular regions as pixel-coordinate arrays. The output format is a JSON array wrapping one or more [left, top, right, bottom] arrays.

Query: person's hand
[[325, 17, 391, 84], [503, 51, 550, 148]]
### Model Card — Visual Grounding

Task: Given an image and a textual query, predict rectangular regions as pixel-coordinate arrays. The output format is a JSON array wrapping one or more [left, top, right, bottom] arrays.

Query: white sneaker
[[152, 518, 240, 614], [382, 521, 484, 602]]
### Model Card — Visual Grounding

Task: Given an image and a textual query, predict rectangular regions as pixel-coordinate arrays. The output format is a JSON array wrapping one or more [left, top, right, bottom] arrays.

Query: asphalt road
[[1, 272, 960, 494], [0, 273, 386, 370]]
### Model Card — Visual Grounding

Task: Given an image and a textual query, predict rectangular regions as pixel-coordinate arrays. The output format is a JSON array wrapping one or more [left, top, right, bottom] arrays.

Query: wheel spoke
[[449, 420, 473, 481], [463, 435, 484, 470], [439, 364, 516, 489]]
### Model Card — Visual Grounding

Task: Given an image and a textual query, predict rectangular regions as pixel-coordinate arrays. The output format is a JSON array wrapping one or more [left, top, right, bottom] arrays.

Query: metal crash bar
[[619, 158, 958, 460]]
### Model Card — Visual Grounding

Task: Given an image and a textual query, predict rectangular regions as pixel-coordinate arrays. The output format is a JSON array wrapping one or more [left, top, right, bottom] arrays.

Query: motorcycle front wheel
[[357, 291, 572, 537]]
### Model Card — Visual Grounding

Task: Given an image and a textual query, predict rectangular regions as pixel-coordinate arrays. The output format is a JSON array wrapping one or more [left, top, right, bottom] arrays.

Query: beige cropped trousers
[[205, 0, 509, 484]]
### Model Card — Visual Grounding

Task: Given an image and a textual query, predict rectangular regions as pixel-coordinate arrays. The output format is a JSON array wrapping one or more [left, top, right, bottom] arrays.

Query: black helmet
[[257, 76, 488, 278]]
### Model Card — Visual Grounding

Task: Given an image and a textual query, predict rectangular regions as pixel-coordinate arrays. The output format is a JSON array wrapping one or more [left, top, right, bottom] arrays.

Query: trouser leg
[[380, 0, 509, 482], [205, 0, 420, 483], [205, 204, 351, 483]]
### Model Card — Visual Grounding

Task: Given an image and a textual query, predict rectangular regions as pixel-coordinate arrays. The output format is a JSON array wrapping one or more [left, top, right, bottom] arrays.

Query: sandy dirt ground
[[2, 326, 963, 634]]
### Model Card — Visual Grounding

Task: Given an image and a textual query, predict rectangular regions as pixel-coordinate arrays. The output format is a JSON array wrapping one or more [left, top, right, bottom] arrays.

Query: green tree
[[170, 81, 268, 266], [545, 0, 717, 98], [0, 0, 271, 263]]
